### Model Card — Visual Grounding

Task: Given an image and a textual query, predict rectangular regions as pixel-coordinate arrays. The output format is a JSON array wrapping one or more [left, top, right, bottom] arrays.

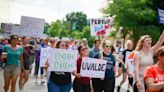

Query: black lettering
[[82, 62, 86, 70]]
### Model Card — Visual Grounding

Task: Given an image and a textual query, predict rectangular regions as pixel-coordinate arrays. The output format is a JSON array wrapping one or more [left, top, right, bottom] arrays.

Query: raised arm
[[152, 31, 164, 56]]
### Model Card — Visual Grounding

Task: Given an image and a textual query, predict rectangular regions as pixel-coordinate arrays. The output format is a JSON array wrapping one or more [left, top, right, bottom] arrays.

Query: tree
[[48, 20, 64, 37], [44, 23, 50, 34], [66, 12, 87, 31], [103, 0, 163, 44]]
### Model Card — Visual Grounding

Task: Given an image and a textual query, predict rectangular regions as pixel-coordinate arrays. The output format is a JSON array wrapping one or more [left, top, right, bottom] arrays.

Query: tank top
[[139, 51, 154, 76]]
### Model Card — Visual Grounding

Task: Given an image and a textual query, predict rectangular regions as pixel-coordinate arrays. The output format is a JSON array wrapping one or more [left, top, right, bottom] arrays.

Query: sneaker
[[117, 86, 121, 92], [41, 81, 45, 85]]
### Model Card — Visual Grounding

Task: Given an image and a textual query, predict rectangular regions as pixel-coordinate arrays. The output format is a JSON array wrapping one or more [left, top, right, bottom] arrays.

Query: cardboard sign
[[19, 16, 45, 38], [48, 49, 78, 72], [80, 57, 107, 78], [90, 18, 111, 36]]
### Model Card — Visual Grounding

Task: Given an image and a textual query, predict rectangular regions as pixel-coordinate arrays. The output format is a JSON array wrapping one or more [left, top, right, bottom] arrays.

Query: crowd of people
[[0, 31, 164, 92]]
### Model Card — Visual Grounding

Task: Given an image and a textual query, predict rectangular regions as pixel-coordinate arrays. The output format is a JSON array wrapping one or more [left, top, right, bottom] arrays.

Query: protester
[[34, 38, 48, 84], [144, 46, 164, 92], [81, 38, 89, 49], [117, 40, 134, 92], [134, 31, 164, 92], [115, 41, 124, 78], [0, 39, 4, 70], [92, 41, 116, 92], [1, 35, 23, 92], [19, 37, 34, 92], [45, 37, 57, 81], [69, 39, 78, 50], [89, 39, 100, 58], [47, 40, 72, 92], [73, 45, 91, 92]]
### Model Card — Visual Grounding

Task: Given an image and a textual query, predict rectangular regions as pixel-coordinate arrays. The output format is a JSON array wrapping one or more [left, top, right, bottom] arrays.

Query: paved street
[[0, 63, 132, 92]]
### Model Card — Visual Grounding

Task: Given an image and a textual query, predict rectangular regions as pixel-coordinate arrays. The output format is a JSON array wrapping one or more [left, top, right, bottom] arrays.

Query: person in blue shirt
[[89, 39, 101, 58], [92, 41, 116, 92]]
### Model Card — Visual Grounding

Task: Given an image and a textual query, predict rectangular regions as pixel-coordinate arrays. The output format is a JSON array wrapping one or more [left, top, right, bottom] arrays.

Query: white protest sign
[[11, 25, 20, 36], [48, 49, 78, 72], [125, 51, 132, 64], [80, 57, 107, 78], [90, 18, 111, 36], [158, 8, 164, 24], [19, 16, 45, 38], [40, 48, 50, 67], [1, 23, 13, 38]]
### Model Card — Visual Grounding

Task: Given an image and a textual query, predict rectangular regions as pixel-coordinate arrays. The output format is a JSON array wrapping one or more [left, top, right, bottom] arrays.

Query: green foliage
[[48, 20, 70, 37], [48, 12, 94, 47], [103, 0, 163, 44], [44, 23, 50, 34], [66, 12, 87, 31]]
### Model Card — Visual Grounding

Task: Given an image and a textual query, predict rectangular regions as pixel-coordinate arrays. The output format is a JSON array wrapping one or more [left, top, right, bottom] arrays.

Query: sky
[[0, 0, 106, 24]]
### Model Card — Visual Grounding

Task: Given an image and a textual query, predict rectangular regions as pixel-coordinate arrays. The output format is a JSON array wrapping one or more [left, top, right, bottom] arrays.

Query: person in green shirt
[[1, 35, 23, 92]]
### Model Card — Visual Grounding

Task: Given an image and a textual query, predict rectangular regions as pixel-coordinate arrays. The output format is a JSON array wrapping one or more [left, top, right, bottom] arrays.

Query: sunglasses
[[50, 40, 55, 42], [104, 45, 112, 48], [81, 48, 88, 51], [61, 44, 67, 47], [13, 37, 18, 40]]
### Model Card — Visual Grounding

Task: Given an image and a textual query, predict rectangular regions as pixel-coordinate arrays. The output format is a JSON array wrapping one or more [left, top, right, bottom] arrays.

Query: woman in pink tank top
[[134, 31, 164, 92]]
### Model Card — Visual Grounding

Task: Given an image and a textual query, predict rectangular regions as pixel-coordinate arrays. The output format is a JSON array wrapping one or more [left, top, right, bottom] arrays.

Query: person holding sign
[[19, 37, 34, 92], [47, 40, 72, 92], [134, 31, 164, 92], [1, 35, 23, 92], [45, 37, 57, 81], [92, 41, 116, 92], [72, 45, 91, 92]]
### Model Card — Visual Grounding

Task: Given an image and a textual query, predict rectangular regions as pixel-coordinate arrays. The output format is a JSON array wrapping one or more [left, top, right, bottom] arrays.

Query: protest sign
[[48, 49, 78, 72], [90, 18, 111, 36], [125, 51, 132, 64], [11, 25, 20, 36], [40, 48, 50, 67], [1, 23, 13, 38], [80, 57, 107, 78], [19, 16, 45, 38], [158, 8, 164, 24]]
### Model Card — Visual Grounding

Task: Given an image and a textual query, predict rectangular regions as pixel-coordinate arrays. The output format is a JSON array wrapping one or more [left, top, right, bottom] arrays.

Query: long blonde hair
[[135, 35, 151, 51]]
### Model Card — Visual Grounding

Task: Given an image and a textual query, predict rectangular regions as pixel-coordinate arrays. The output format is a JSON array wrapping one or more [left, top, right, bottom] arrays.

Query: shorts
[[118, 62, 122, 67], [122, 66, 126, 73], [128, 77, 133, 86], [4, 65, 20, 77]]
